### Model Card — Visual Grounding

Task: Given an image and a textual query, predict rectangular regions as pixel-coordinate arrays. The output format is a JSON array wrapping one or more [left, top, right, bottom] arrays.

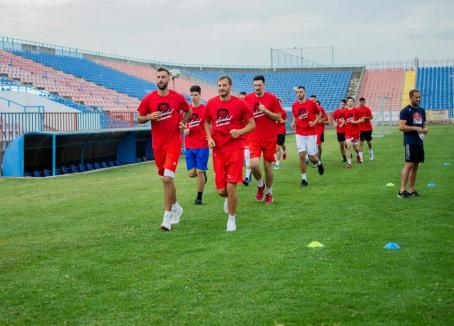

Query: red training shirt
[[332, 107, 346, 133], [185, 104, 208, 149], [276, 107, 287, 135], [203, 96, 253, 153], [316, 105, 328, 135], [343, 107, 361, 137], [138, 90, 190, 150], [292, 99, 320, 136], [358, 105, 373, 132], [244, 92, 282, 143]]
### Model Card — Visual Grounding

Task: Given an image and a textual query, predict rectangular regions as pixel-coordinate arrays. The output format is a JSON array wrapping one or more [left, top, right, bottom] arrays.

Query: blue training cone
[[384, 242, 400, 250], [443, 162, 451, 167]]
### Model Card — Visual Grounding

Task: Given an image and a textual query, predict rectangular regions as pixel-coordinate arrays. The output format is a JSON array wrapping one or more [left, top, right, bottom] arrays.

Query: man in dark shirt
[[397, 89, 428, 198]]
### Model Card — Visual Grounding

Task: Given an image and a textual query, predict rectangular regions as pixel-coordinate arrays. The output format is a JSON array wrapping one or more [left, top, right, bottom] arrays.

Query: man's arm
[[309, 112, 321, 127], [179, 109, 192, 130], [137, 112, 160, 124], [230, 118, 255, 138], [259, 103, 281, 121], [399, 120, 424, 133], [204, 119, 216, 148]]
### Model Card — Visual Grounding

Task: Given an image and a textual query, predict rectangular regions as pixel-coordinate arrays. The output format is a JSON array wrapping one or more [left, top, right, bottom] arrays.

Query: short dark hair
[[218, 75, 232, 86], [409, 89, 420, 98], [190, 85, 201, 93], [316, 100, 321, 105], [341, 99, 347, 104], [347, 96, 354, 101], [157, 67, 170, 75], [253, 75, 265, 83], [297, 86, 305, 90], [310, 95, 317, 99], [239, 91, 247, 96], [359, 97, 365, 101]]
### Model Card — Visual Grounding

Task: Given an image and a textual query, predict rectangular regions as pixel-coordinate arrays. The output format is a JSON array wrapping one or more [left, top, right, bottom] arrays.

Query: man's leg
[[162, 176, 176, 211], [408, 164, 419, 192], [399, 162, 413, 194], [345, 140, 352, 167], [339, 141, 346, 161], [299, 151, 308, 185], [251, 149, 265, 200], [367, 139, 374, 160], [225, 183, 238, 231]]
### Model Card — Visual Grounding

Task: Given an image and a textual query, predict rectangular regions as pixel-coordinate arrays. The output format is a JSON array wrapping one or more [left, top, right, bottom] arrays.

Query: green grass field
[[1, 125, 453, 325]]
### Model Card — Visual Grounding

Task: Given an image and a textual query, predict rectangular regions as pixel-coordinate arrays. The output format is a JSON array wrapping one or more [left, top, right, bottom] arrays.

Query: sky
[[1, 0, 453, 67]]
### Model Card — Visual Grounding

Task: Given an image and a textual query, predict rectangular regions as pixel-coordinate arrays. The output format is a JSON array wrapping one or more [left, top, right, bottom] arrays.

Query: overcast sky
[[1, 0, 453, 67]]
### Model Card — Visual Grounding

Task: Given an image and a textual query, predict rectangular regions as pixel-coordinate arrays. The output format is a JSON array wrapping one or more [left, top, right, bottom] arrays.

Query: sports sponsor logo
[[188, 113, 201, 128], [253, 102, 265, 118], [298, 108, 308, 120], [216, 108, 232, 127], [413, 112, 423, 125]]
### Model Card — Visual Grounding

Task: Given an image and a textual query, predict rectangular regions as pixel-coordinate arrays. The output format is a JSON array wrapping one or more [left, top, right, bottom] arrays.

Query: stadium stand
[[179, 69, 353, 111], [10, 49, 156, 99], [357, 68, 405, 110], [417, 66, 454, 110], [94, 59, 219, 100], [401, 69, 417, 108], [0, 50, 139, 111]]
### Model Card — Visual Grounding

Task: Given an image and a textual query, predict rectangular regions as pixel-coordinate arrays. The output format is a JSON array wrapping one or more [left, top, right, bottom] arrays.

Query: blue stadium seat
[[79, 163, 87, 172], [61, 166, 71, 174], [86, 162, 94, 171], [71, 164, 79, 173], [94, 162, 101, 169], [33, 170, 43, 177], [101, 161, 109, 168]]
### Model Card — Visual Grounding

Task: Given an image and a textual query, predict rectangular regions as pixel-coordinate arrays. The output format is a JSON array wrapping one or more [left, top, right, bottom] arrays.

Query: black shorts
[[320, 133, 325, 143], [337, 133, 346, 142], [360, 130, 373, 142], [276, 133, 286, 146], [405, 144, 424, 163]]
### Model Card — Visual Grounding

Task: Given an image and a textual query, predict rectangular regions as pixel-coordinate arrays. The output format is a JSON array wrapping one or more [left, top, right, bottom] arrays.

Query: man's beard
[[157, 82, 168, 90]]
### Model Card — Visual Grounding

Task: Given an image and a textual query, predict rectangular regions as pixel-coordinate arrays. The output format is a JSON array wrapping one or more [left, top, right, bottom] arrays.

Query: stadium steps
[[346, 67, 364, 100], [401, 69, 417, 108]]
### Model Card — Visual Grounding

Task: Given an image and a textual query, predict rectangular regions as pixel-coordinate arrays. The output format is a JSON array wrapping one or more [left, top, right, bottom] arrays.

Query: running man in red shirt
[[204, 76, 255, 232], [183, 85, 208, 205], [309, 96, 329, 160], [343, 96, 364, 168], [137, 67, 191, 231], [357, 97, 374, 161], [291, 86, 325, 186], [274, 103, 288, 169], [239, 91, 252, 185], [244, 75, 282, 204], [332, 99, 347, 162]]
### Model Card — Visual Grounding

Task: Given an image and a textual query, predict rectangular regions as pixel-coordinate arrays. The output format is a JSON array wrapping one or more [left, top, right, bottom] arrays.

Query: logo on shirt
[[157, 102, 173, 121], [298, 108, 308, 120], [346, 112, 354, 123], [188, 113, 201, 128], [216, 108, 231, 127], [253, 103, 265, 118], [413, 112, 422, 125]]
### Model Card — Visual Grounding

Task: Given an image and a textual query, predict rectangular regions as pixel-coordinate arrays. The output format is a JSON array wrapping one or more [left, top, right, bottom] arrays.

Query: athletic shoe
[[242, 177, 250, 186], [283, 152, 287, 160], [194, 198, 203, 205], [256, 185, 265, 201], [305, 158, 310, 165], [356, 154, 361, 163], [317, 162, 325, 175], [264, 193, 273, 204], [273, 164, 280, 170], [223, 198, 229, 214], [160, 213, 172, 231], [226, 216, 236, 232], [342, 158, 347, 163], [171, 204, 183, 225], [311, 162, 317, 168], [397, 191, 410, 199], [369, 151, 374, 160], [346, 163, 352, 168], [301, 179, 308, 187], [408, 190, 420, 197]]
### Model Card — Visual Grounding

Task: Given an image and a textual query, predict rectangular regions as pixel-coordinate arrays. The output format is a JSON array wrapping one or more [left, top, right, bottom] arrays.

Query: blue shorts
[[185, 148, 209, 171]]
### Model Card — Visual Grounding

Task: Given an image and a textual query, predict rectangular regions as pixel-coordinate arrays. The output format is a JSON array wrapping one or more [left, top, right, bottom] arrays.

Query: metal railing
[[0, 96, 45, 112]]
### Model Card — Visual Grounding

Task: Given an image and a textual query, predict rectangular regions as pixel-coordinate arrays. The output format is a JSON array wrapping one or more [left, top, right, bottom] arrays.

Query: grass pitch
[[0, 126, 453, 325]]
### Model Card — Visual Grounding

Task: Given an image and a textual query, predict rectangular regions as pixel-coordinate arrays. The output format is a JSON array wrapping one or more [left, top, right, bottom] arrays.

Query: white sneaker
[[160, 212, 172, 231], [171, 203, 183, 225], [223, 198, 229, 214], [226, 216, 236, 232], [369, 151, 374, 160]]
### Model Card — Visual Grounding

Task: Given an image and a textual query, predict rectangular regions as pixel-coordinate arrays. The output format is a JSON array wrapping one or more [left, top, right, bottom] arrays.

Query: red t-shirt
[[316, 105, 328, 135], [138, 90, 190, 150], [244, 92, 282, 143], [332, 108, 346, 133], [204, 96, 253, 153], [357, 106, 373, 131], [185, 104, 208, 149], [276, 108, 287, 135], [292, 100, 320, 136], [344, 107, 361, 137]]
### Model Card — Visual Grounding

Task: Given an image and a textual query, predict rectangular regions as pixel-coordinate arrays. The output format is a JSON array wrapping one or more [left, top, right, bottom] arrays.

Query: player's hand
[[230, 129, 241, 138], [423, 127, 429, 134], [207, 137, 216, 148], [149, 112, 160, 120], [291, 121, 296, 129], [309, 120, 316, 127], [415, 126, 423, 133], [179, 122, 186, 130], [183, 128, 189, 136], [258, 103, 267, 112]]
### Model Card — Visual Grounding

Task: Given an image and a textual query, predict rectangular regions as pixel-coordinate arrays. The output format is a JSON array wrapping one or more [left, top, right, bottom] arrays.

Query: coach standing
[[397, 89, 428, 198]]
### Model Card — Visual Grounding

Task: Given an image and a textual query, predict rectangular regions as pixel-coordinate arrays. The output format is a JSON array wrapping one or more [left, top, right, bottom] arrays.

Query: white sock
[[301, 173, 307, 181], [359, 152, 363, 160], [305, 154, 309, 160], [257, 179, 264, 187], [245, 168, 251, 178], [164, 210, 172, 217], [370, 148, 374, 154], [275, 160, 280, 165], [228, 214, 236, 221], [317, 160, 322, 166], [266, 187, 272, 194], [172, 202, 180, 211], [347, 158, 352, 164]]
